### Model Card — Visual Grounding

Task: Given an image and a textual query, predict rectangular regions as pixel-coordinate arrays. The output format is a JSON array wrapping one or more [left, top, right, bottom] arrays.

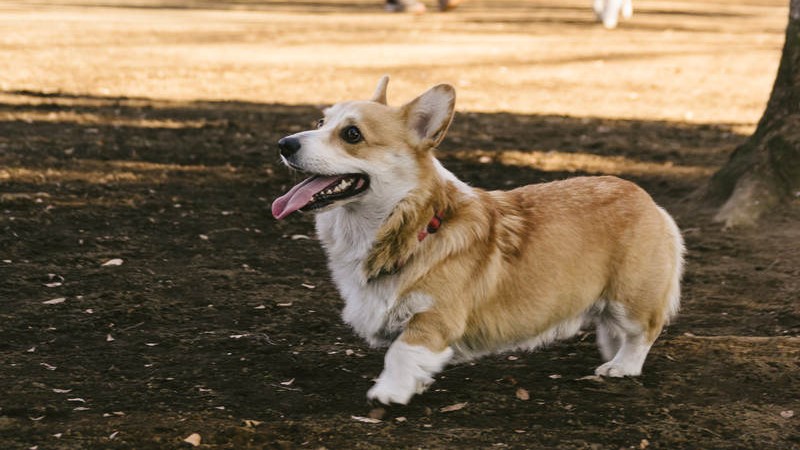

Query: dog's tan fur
[[274, 77, 684, 404]]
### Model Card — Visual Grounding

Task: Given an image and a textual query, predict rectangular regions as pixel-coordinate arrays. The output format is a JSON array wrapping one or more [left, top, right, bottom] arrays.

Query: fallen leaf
[[548, 374, 562, 379], [254, 304, 266, 309], [52, 388, 72, 394], [301, 283, 316, 290], [42, 297, 66, 305], [395, 416, 407, 422], [781, 410, 794, 419], [507, 355, 519, 361], [44, 282, 62, 288], [198, 234, 209, 240], [290, 234, 311, 240], [351, 415, 381, 424], [67, 398, 86, 403], [345, 349, 355, 356], [515, 388, 530, 401], [576, 375, 604, 382], [52, 433, 62, 439], [243, 419, 262, 428], [109, 431, 119, 440], [40, 362, 57, 371], [73, 407, 90, 411], [183, 433, 202, 447], [101, 258, 124, 267], [277, 302, 293, 307], [280, 378, 295, 386], [439, 402, 468, 413], [106, 334, 115, 342], [640, 438, 650, 449]]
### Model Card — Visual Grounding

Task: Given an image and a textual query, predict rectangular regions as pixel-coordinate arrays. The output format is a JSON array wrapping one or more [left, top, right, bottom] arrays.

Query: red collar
[[418, 210, 444, 241]]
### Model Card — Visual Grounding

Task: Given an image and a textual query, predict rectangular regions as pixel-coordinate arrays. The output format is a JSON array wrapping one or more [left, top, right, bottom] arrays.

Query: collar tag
[[418, 210, 444, 242]]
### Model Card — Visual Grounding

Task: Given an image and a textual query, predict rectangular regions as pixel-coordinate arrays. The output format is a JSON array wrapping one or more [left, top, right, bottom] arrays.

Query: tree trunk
[[707, 0, 800, 227]]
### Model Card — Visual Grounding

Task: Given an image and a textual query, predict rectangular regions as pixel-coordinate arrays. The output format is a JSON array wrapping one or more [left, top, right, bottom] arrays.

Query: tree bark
[[707, 0, 800, 227]]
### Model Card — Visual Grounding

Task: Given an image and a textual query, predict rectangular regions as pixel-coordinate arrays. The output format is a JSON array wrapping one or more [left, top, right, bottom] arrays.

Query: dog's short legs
[[367, 310, 457, 405], [595, 321, 622, 362], [367, 339, 453, 405], [594, 331, 653, 377]]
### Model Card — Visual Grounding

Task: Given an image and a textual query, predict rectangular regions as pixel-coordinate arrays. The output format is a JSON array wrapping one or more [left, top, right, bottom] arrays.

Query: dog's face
[[272, 77, 455, 219]]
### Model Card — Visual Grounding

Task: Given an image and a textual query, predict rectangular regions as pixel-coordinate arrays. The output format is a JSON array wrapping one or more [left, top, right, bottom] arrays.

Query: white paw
[[594, 361, 641, 377], [366, 341, 453, 405], [366, 376, 424, 405]]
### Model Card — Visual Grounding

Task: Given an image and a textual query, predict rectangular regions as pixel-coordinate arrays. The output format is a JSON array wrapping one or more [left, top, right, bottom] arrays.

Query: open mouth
[[272, 173, 369, 219]]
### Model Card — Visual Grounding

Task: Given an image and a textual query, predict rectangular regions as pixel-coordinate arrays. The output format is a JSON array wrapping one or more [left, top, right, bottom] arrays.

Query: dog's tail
[[659, 207, 685, 324]]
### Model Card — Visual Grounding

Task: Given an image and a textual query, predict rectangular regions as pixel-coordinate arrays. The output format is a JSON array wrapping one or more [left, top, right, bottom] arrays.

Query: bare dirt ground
[[1, 1, 798, 448]]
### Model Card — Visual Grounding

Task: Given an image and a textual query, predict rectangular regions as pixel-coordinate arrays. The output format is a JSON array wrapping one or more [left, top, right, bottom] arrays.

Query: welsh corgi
[[272, 77, 684, 405]]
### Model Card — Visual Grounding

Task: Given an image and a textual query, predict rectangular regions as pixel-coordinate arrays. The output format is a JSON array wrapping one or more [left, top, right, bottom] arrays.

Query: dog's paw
[[366, 378, 418, 405], [594, 361, 641, 378]]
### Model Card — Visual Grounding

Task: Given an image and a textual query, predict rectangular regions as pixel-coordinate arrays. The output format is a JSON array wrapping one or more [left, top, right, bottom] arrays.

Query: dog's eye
[[316, 119, 325, 129], [341, 125, 363, 144]]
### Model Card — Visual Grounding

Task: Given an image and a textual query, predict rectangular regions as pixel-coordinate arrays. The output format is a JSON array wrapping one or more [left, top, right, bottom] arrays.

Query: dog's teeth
[[325, 179, 353, 195]]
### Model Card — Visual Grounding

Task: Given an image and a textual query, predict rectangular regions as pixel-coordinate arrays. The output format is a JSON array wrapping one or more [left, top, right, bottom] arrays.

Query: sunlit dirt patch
[[454, 149, 715, 178]]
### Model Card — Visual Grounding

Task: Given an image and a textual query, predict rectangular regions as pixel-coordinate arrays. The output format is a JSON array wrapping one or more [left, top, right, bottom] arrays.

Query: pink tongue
[[272, 175, 343, 219]]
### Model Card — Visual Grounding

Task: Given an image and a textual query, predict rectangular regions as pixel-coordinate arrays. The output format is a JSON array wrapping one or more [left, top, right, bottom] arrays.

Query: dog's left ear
[[401, 84, 456, 148], [370, 75, 390, 105]]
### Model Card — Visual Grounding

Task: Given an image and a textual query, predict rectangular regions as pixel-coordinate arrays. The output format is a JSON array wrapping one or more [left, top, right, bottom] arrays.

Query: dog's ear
[[370, 75, 390, 105], [401, 84, 455, 148]]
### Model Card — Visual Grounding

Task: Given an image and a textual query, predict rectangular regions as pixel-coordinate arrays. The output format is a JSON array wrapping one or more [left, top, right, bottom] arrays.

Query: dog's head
[[272, 76, 455, 219]]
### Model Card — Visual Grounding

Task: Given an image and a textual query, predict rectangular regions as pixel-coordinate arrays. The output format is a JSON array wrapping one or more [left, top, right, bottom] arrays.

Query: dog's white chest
[[316, 210, 408, 347]]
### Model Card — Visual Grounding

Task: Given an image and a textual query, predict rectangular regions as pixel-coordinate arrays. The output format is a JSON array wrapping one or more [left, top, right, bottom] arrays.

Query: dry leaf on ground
[[183, 433, 201, 446], [351, 415, 381, 424], [439, 402, 468, 413]]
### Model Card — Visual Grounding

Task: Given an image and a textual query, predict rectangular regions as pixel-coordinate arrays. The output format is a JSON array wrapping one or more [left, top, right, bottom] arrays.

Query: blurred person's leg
[[385, 0, 426, 13]]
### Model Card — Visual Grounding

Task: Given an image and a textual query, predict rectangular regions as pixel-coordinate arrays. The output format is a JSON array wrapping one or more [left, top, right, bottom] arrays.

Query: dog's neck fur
[[316, 154, 467, 283], [363, 157, 459, 280]]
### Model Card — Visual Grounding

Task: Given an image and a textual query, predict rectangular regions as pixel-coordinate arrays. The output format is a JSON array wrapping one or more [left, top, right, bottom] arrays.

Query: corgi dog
[[272, 77, 684, 405]]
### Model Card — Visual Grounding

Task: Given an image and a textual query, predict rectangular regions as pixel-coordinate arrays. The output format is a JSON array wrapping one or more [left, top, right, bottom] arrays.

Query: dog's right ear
[[401, 84, 456, 148], [370, 75, 390, 105]]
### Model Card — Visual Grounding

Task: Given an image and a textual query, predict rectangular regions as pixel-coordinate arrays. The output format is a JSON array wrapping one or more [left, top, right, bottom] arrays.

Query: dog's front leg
[[367, 312, 455, 405]]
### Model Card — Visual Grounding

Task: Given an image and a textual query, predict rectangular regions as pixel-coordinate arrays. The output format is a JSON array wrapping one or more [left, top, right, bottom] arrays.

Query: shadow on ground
[[0, 92, 798, 449]]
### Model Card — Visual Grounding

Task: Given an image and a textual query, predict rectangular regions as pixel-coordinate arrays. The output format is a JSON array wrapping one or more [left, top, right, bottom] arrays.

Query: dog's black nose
[[278, 137, 301, 158]]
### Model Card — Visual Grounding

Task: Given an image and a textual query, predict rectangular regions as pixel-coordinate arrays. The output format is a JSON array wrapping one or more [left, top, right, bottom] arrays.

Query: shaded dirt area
[[1, 1, 799, 449]]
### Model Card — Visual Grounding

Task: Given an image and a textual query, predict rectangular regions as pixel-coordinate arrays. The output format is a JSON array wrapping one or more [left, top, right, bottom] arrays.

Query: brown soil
[[1, 1, 798, 449]]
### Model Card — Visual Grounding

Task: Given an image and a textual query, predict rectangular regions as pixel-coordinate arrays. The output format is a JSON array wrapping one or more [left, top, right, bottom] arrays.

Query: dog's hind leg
[[594, 327, 654, 377], [593, 301, 655, 376], [595, 319, 622, 362]]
